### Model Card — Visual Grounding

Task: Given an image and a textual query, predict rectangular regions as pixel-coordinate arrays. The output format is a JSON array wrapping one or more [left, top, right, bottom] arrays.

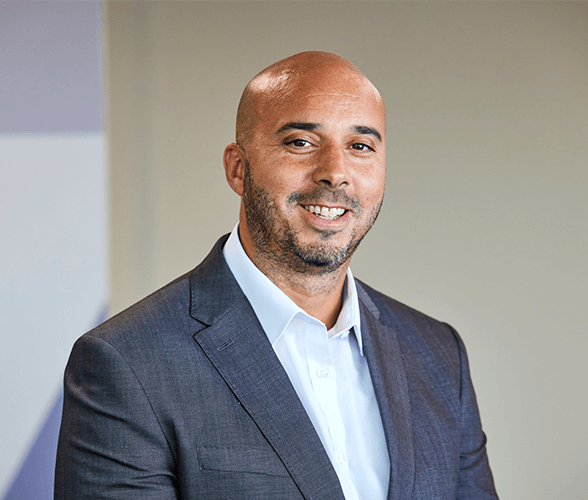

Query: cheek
[[249, 148, 308, 187], [357, 167, 386, 205], [267, 168, 312, 199], [372, 175, 386, 200]]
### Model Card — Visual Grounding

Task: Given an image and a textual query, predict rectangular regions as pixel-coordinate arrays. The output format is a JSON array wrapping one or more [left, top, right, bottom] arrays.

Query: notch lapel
[[189, 236, 345, 500], [358, 282, 416, 500]]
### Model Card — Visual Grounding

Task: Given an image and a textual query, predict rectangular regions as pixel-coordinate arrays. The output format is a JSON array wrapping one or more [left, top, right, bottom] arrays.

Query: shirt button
[[316, 367, 329, 378], [338, 453, 347, 464]]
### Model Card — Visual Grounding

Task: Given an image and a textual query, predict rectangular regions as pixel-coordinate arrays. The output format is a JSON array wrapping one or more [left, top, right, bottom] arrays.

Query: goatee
[[241, 161, 382, 275]]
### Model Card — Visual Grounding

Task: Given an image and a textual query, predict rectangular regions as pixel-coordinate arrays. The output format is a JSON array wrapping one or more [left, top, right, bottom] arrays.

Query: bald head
[[223, 50, 387, 287], [235, 51, 384, 149]]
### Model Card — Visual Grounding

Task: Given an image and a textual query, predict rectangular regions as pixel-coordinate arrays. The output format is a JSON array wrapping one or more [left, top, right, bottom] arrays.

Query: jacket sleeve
[[54, 335, 178, 500], [450, 326, 499, 499]]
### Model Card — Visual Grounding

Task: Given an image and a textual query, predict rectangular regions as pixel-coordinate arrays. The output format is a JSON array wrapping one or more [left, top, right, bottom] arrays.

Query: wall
[[111, 2, 586, 499], [0, 2, 107, 498]]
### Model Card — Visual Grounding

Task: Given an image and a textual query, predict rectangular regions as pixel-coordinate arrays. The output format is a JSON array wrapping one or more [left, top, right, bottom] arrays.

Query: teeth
[[304, 205, 346, 220]]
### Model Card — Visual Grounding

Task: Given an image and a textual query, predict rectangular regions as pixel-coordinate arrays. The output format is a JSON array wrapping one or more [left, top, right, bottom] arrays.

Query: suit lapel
[[358, 282, 416, 500], [189, 236, 345, 500]]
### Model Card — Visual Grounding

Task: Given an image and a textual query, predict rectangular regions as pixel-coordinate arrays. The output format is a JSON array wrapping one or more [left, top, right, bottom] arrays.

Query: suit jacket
[[55, 235, 498, 499]]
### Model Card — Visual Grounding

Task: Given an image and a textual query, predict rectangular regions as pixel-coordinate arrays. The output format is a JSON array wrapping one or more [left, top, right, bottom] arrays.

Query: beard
[[241, 160, 383, 275]]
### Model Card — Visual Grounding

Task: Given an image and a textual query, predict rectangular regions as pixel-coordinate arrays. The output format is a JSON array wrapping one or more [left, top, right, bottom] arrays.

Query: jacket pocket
[[197, 446, 290, 477]]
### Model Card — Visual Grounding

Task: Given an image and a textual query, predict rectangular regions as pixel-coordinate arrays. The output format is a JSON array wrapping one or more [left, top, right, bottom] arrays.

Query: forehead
[[252, 71, 385, 133]]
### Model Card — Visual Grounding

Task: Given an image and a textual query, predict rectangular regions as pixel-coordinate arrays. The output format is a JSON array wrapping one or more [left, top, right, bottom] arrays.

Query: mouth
[[302, 204, 347, 220]]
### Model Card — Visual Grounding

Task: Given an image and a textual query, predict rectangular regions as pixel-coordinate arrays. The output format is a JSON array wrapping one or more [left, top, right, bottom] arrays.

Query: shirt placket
[[304, 322, 358, 500]]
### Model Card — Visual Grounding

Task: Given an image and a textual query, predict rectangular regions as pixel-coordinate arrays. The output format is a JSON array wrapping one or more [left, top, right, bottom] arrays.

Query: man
[[55, 51, 498, 499]]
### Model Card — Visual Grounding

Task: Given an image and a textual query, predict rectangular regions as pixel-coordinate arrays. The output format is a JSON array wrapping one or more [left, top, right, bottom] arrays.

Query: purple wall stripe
[[2, 391, 64, 500], [2, 306, 108, 500], [0, 1, 104, 134]]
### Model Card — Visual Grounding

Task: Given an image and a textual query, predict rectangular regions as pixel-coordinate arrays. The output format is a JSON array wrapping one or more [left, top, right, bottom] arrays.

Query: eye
[[350, 142, 375, 152], [286, 139, 312, 148]]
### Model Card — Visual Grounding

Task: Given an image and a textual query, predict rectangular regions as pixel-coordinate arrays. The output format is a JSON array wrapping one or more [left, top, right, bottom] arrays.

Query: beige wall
[[106, 2, 588, 499]]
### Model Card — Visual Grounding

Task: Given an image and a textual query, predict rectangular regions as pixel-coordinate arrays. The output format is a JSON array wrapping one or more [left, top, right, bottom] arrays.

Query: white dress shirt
[[223, 226, 389, 500]]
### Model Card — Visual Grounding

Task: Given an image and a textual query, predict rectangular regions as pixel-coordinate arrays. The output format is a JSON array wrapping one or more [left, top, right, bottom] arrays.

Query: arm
[[54, 335, 178, 500], [450, 327, 499, 499]]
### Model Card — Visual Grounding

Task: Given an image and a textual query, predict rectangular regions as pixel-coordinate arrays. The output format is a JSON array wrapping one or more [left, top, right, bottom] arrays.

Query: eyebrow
[[275, 122, 319, 134], [353, 125, 382, 142], [275, 122, 382, 142]]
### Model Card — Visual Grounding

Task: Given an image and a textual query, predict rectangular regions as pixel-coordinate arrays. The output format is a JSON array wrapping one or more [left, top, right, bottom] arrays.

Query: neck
[[247, 245, 349, 330], [272, 263, 348, 330]]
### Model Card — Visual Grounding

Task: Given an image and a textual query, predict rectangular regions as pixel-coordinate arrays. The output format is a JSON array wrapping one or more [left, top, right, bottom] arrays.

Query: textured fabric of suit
[[54, 235, 498, 499]]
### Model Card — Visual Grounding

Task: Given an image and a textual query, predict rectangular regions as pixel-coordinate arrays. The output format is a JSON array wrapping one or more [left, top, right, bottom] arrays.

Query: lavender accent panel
[[2, 391, 63, 500], [2, 307, 108, 500], [0, 1, 104, 133]]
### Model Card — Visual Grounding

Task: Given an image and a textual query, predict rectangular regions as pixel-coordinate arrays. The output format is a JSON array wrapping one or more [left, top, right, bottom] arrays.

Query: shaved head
[[223, 49, 387, 294], [235, 51, 384, 149], [219, 56, 493, 482]]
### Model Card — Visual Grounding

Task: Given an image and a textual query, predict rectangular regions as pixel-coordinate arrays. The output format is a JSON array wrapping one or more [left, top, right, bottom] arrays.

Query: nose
[[312, 144, 349, 189]]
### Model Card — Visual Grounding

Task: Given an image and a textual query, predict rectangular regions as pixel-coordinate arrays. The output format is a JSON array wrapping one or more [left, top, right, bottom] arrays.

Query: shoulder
[[72, 234, 239, 374], [356, 279, 457, 335], [88, 269, 195, 346], [84, 234, 233, 351], [355, 278, 465, 365], [67, 269, 201, 384]]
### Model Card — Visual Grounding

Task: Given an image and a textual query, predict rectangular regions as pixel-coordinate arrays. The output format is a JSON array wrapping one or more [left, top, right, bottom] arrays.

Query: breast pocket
[[197, 446, 290, 477]]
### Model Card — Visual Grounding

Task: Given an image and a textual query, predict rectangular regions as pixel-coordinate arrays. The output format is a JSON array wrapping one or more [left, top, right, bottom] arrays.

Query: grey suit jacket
[[55, 235, 498, 499]]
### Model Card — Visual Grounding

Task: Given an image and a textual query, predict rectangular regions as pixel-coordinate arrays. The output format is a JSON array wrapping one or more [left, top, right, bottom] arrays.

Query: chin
[[289, 238, 357, 273]]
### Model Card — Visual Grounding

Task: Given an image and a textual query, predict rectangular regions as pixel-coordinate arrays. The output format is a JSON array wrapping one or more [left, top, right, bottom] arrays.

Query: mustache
[[287, 187, 362, 214]]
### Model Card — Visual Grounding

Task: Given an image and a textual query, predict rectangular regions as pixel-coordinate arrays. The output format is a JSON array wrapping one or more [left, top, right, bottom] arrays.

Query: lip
[[299, 204, 351, 228], [302, 204, 348, 219], [289, 189, 359, 216]]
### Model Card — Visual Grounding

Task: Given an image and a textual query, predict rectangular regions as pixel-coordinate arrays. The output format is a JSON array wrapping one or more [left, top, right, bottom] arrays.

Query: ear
[[223, 143, 246, 196]]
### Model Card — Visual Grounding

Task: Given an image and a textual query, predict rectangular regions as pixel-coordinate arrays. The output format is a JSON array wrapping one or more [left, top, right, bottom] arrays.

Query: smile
[[302, 205, 347, 220]]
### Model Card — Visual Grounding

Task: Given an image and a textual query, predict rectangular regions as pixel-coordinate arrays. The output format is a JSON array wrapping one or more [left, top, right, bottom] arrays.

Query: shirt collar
[[222, 224, 363, 354]]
